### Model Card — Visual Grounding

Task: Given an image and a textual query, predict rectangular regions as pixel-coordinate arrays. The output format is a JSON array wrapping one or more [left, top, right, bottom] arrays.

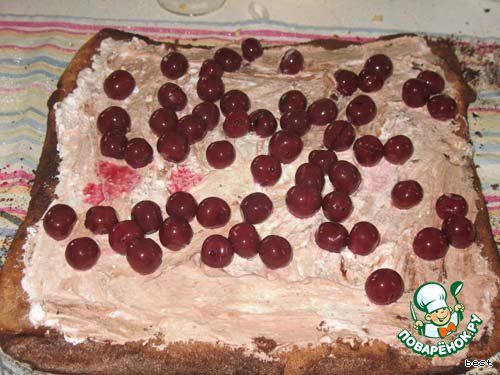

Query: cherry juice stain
[[83, 161, 141, 205], [167, 165, 203, 193]]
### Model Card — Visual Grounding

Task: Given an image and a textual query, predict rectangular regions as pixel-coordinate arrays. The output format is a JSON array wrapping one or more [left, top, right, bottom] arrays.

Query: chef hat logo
[[414, 282, 449, 314]]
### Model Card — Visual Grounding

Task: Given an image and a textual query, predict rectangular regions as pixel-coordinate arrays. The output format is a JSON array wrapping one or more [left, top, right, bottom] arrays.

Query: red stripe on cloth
[[0, 20, 377, 42], [0, 83, 52, 93], [485, 195, 500, 202], [0, 180, 32, 188], [0, 206, 27, 215], [469, 107, 500, 113], [0, 170, 35, 181]]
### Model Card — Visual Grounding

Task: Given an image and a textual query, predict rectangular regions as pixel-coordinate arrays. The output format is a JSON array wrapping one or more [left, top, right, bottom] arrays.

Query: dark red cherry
[[220, 90, 250, 115], [161, 51, 188, 79], [157, 130, 190, 163], [131, 200, 163, 234], [149, 108, 178, 136], [328, 160, 361, 195], [413, 227, 449, 260], [228, 223, 259, 258], [108, 220, 144, 255], [177, 114, 207, 144], [307, 98, 338, 126], [259, 235, 292, 269], [43, 204, 77, 240], [391, 180, 423, 209], [126, 238, 162, 275], [348, 221, 380, 255], [353, 135, 384, 167], [308, 149, 338, 174], [166, 191, 197, 221], [242, 38, 263, 61], [100, 131, 127, 159], [346, 95, 377, 126], [427, 95, 458, 121], [249, 109, 277, 137], [251, 155, 282, 186], [334, 69, 359, 96], [358, 69, 384, 93], [199, 59, 223, 79], [193, 102, 220, 130], [365, 268, 404, 305], [158, 82, 187, 112], [322, 191, 353, 222], [280, 110, 311, 136], [286, 185, 322, 218], [223, 110, 250, 138], [240, 192, 273, 224], [196, 76, 225, 102], [417, 70, 445, 95], [435, 194, 468, 220], [323, 120, 356, 152], [158, 216, 193, 251], [124, 138, 153, 169], [384, 135, 413, 164], [315, 222, 348, 252], [65, 237, 100, 271], [402, 79, 431, 108], [97, 106, 131, 134], [279, 49, 303, 75], [103, 70, 135, 100], [268, 131, 303, 164], [196, 197, 231, 229], [206, 140, 236, 169], [214, 47, 242, 72], [201, 235, 234, 268], [364, 54, 393, 80], [442, 215, 475, 248], [279, 90, 307, 113], [84, 206, 118, 234], [295, 163, 325, 191]]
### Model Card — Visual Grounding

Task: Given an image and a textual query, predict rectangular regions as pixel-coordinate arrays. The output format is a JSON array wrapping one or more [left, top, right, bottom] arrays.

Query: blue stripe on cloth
[[0, 156, 38, 169], [0, 56, 68, 68], [0, 107, 46, 117], [0, 118, 46, 132], [0, 134, 43, 145], [0, 69, 61, 80], [0, 69, 60, 80], [0, 227, 16, 237]]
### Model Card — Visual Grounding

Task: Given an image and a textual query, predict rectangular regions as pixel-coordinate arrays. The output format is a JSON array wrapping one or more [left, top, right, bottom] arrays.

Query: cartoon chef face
[[425, 306, 453, 326], [414, 282, 452, 327]]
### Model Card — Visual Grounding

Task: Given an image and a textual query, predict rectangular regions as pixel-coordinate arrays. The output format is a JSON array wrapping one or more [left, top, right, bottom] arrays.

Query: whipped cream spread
[[21, 36, 497, 361]]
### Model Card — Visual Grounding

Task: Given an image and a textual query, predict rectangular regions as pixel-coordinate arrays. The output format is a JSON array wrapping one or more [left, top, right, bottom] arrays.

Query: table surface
[[0, 1, 499, 374], [1, 0, 500, 39]]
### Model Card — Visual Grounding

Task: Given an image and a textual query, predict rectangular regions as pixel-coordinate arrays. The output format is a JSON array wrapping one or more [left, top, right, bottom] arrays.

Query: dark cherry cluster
[[100, 41, 308, 174], [402, 70, 458, 121], [331, 54, 394, 127], [97, 104, 153, 169], [99, 71, 154, 169], [412, 193, 475, 260], [198, 190, 293, 269], [51, 40, 476, 308], [334, 54, 391, 98]]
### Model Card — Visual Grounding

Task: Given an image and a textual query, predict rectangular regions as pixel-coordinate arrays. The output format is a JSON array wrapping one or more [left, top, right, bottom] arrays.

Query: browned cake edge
[[0, 28, 498, 375]]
